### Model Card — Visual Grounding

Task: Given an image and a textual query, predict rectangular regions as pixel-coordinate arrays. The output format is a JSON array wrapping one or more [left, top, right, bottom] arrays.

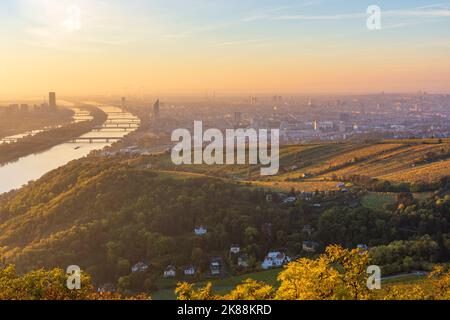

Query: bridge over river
[[0, 103, 140, 193]]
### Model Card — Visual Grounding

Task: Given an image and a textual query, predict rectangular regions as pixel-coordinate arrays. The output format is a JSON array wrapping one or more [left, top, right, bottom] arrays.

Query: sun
[[16, 0, 95, 32], [61, 5, 82, 32]]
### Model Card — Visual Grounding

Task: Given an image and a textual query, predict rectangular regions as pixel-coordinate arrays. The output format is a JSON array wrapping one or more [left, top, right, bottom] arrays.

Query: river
[[0, 103, 139, 194]]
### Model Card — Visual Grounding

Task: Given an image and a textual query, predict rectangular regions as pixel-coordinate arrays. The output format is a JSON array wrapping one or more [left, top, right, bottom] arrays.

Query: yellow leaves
[[174, 245, 375, 301], [428, 265, 450, 300], [382, 266, 450, 300], [276, 246, 372, 300], [276, 257, 340, 300], [175, 282, 218, 301], [0, 264, 151, 300], [174, 246, 449, 301], [225, 279, 274, 300]]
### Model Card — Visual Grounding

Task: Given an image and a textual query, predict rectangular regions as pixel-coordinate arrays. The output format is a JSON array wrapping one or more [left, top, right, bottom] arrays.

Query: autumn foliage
[[0, 263, 150, 300], [176, 245, 450, 301]]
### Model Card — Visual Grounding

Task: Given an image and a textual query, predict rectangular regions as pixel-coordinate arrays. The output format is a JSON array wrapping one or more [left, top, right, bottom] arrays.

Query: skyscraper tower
[[153, 99, 160, 120], [121, 97, 126, 109], [49, 92, 57, 109]]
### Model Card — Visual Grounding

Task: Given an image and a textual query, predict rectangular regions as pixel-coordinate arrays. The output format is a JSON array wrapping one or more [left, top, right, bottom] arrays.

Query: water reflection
[[0, 104, 139, 194]]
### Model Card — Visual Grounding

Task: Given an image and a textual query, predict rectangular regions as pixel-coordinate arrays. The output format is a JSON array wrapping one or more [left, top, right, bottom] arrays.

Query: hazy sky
[[1, 0, 450, 97]]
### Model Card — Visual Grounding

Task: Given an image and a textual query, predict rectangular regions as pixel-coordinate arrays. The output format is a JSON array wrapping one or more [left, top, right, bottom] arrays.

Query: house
[[238, 254, 250, 268], [131, 262, 149, 273], [282, 196, 297, 204], [184, 266, 196, 276], [164, 265, 177, 278], [357, 244, 369, 251], [210, 258, 222, 276], [97, 283, 116, 293], [229, 245, 241, 255], [261, 251, 291, 270], [302, 241, 320, 253], [194, 226, 208, 236]]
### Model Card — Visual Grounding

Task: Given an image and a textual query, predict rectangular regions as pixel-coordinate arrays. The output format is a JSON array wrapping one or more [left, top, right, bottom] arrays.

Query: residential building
[[184, 266, 196, 276], [164, 265, 177, 278], [303, 241, 320, 253], [195, 226, 208, 236], [261, 251, 290, 270], [131, 262, 149, 273]]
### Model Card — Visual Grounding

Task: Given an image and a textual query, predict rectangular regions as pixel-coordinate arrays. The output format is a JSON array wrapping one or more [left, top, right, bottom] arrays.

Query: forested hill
[[0, 151, 448, 293], [0, 157, 287, 286]]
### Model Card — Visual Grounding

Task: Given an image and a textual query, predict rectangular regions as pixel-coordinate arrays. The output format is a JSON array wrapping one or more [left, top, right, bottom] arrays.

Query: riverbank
[[0, 108, 73, 139], [0, 106, 107, 165]]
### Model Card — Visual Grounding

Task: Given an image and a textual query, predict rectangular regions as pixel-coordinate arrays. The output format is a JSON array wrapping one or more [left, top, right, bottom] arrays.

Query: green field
[[361, 192, 397, 210]]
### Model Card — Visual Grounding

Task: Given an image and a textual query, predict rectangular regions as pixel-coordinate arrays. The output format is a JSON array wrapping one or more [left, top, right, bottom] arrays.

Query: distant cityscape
[[129, 92, 450, 145], [0, 92, 58, 114]]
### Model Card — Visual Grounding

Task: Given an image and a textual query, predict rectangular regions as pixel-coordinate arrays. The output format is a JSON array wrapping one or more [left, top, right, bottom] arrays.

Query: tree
[[175, 282, 218, 300], [0, 264, 150, 300], [225, 280, 274, 300]]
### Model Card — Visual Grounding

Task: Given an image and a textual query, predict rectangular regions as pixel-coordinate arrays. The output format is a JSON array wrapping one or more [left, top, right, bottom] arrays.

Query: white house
[[164, 265, 177, 278], [230, 245, 241, 255], [283, 196, 297, 204], [195, 226, 208, 236], [131, 262, 149, 273], [261, 252, 290, 270], [357, 244, 369, 251], [184, 266, 196, 276], [210, 258, 222, 276]]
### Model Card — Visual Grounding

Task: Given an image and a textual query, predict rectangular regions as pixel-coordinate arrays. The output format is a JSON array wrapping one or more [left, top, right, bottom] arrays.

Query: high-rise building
[[121, 97, 126, 109], [49, 92, 57, 109], [153, 99, 160, 120]]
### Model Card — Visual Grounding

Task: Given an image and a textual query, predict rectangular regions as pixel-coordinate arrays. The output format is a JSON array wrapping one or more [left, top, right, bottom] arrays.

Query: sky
[[1, 0, 450, 98]]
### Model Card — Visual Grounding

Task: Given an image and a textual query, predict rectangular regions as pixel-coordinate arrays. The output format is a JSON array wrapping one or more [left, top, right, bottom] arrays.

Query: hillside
[[138, 140, 450, 192], [0, 157, 291, 290], [0, 140, 448, 295]]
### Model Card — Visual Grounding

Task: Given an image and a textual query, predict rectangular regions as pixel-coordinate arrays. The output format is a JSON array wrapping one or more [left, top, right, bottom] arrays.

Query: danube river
[[0, 104, 139, 194]]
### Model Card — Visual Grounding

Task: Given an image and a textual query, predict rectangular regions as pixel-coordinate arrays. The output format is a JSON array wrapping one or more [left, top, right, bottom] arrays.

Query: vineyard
[[139, 139, 450, 192]]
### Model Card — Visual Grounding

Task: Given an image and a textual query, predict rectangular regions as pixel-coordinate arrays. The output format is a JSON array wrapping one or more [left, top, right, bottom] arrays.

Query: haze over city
[[1, 0, 450, 98]]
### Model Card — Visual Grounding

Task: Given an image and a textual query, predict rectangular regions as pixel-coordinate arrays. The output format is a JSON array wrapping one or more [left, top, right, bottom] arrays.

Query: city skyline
[[1, 0, 450, 97]]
